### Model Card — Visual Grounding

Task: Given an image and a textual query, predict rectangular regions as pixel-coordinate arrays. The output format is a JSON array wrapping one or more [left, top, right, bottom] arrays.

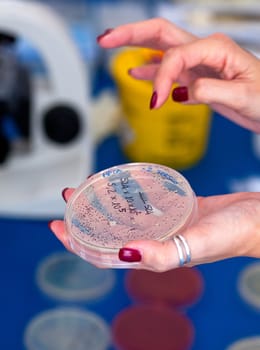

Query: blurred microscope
[[0, 0, 93, 218]]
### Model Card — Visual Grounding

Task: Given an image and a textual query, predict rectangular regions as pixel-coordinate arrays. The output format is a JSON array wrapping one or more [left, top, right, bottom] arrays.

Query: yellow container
[[110, 48, 212, 170]]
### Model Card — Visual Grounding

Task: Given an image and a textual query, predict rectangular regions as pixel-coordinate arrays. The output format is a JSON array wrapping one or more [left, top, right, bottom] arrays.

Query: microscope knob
[[0, 33, 16, 45], [0, 133, 10, 164], [43, 105, 82, 144]]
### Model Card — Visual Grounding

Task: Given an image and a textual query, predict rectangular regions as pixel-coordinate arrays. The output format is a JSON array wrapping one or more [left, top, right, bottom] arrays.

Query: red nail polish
[[172, 86, 188, 102], [119, 248, 142, 263], [61, 188, 69, 202], [96, 28, 113, 42], [149, 91, 158, 109]]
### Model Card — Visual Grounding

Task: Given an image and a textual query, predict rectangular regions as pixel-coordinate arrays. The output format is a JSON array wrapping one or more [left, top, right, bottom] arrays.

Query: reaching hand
[[97, 18, 260, 133]]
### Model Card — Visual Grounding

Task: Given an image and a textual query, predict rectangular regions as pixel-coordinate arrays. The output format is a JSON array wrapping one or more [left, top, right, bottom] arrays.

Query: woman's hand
[[117, 192, 260, 271], [49, 189, 260, 272], [97, 18, 260, 133]]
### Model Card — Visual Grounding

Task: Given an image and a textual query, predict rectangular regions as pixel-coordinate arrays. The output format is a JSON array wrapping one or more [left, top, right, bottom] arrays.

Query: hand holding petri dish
[[65, 162, 197, 268]]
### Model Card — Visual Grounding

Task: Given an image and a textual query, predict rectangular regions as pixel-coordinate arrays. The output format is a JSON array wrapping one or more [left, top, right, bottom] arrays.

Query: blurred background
[[1, 0, 260, 349]]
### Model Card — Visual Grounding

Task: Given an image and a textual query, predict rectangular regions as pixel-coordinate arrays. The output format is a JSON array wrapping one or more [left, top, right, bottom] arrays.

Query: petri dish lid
[[65, 162, 197, 267], [24, 307, 111, 350], [125, 266, 204, 308], [237, 261, 260, 310], [36, 251, 116, 302], [112, 304, 194, 350], [226, 336, 260, 350]]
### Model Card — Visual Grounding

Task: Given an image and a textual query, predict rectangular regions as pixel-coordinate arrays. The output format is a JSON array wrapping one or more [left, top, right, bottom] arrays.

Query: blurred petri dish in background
[[112, 304, 194, 350], [237, 261, 260, 310], [65, 162, 197, 268], [24, 307, 111, 350], [36, 251, 116, 302], [226, 336, 260, 350], [125, 266, 204, 308]]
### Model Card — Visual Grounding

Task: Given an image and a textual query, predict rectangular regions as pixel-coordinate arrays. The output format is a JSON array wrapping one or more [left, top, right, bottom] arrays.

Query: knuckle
[[203, 33, 236, 55], [156, 17, 171, 28], [208, 32, 232, 45], [146, 241, 173, 272], [192, 78, 208, 101], [143, 242, 171, 272], [147, 256, 167, 272], [163, 47, 175, 58], [155, 17, 174, 42]]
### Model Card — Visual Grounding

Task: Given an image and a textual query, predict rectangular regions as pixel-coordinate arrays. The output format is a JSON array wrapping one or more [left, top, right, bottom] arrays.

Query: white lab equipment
[[0, 0, 94, 218]]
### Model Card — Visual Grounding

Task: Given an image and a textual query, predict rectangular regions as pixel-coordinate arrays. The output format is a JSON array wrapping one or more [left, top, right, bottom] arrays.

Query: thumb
[[119, 233, 198, 272], [119, 239, 179, 272], [188, 77, 248, 111], [118, 222, 218, 272]]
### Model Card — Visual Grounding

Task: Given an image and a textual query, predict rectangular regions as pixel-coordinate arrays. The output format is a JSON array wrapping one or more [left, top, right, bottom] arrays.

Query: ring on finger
[[173, 234, 191, 267]]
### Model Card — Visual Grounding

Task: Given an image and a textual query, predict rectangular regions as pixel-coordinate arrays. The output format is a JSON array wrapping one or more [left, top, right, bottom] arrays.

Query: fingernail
[[119, 248, 142, 262], [149, 91, 158, 109], [61, 188, 69, 202], [96, 28, 113, 42], [48, 220, 54, 230], [87, 173, 94, 179], [172, 86, 188, 102]]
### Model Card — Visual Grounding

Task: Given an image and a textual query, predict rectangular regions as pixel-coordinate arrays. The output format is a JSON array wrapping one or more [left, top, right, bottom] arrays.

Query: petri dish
[[36, 251, 116, 302], [226, 336, 260, 350], [65, 162, 197, 268], [112, 304, 194, 350], [237, 261, 260, 310], [24, 307, 111, 350], [125, 266, 204, 308]]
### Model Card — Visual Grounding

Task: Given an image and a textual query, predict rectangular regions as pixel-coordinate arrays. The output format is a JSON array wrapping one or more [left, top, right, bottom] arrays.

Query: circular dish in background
[[36, 251, 116, 302], [125, 266, 204, 308], [226, 336, 260, 350], [112, 304, 194, 350], [237, 261, 260, 311], [65, 162, 197, 268], [24, 307, 111, 350]]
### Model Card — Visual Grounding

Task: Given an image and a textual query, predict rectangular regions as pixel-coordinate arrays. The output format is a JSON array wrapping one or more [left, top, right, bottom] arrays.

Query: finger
[[97, 18, 196, 50], [129, 63, 159, 81], [119, 239, 182, 272], [190, 79, 260, 132], [118, 214, 238, 272], [48, 220, 73, 252], [153, 33, 255, 107], [129, 65, 195, 88], [186, 78, 251, 111], [188, 76, 260, 133], [62, 188, 75, 202], [119, 232, 211, 272]]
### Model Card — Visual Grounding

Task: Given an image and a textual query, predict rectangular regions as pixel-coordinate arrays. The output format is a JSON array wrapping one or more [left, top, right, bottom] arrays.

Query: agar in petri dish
[[226, 336, 260, 350], [65, 162, 197, 268], [36, 251, 116, 302], [24, 307, 111, 350], [125, 266, 204, 308], [237, 261, 260, 310], [112, 304, 194, 350]]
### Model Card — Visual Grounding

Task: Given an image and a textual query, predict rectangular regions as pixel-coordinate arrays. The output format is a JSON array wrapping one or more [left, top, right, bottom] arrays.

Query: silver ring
[[173, 234, 191, 266]]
